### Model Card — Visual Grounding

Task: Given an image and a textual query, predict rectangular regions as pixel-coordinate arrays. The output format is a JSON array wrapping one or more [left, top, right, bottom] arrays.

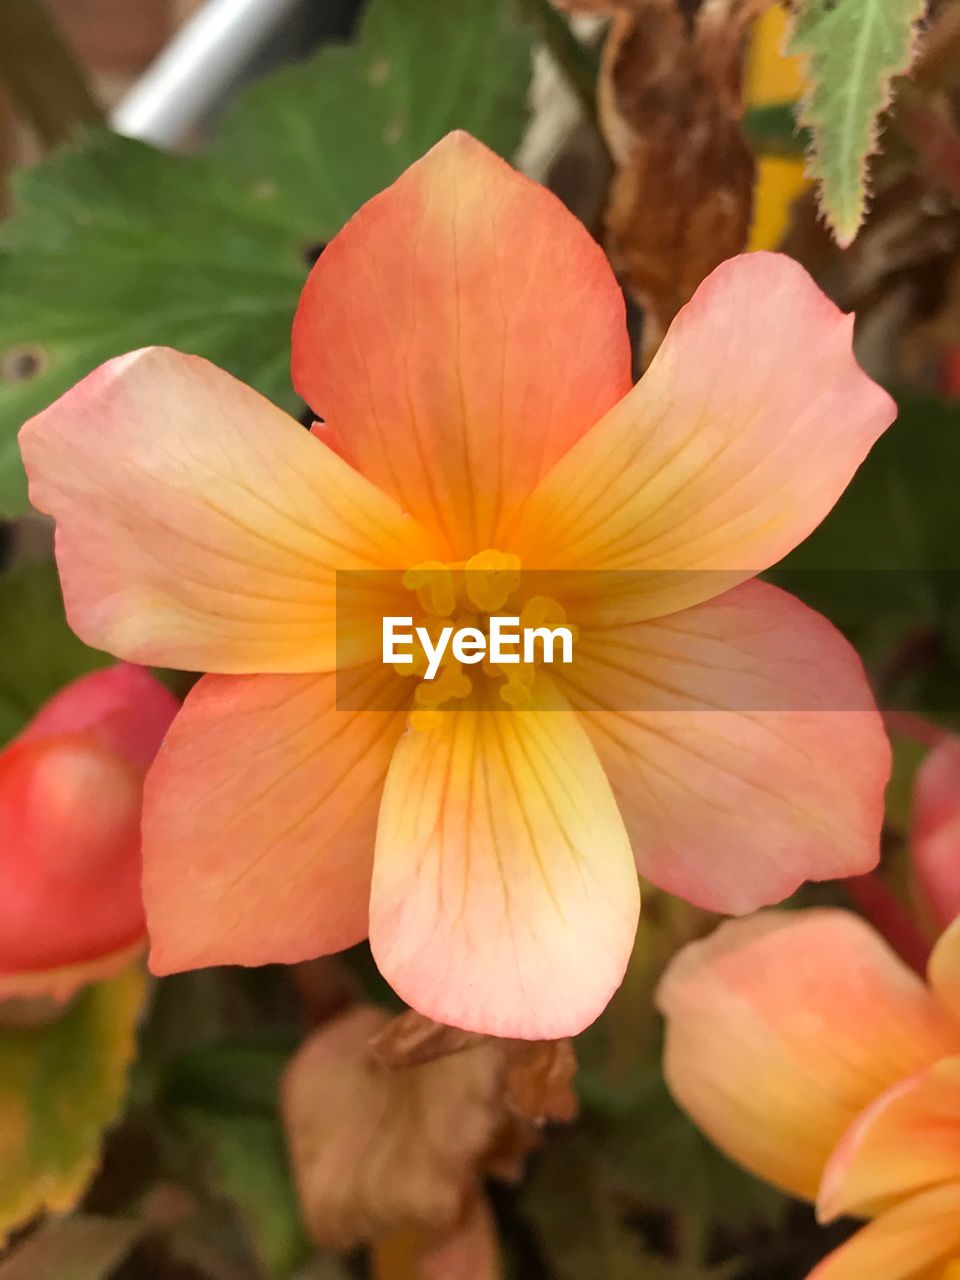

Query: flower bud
[[0, 664, 178, 1002]]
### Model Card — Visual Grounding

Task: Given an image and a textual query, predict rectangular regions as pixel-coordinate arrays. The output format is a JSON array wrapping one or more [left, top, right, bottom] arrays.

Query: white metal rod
[[110, 0, 301, 147]]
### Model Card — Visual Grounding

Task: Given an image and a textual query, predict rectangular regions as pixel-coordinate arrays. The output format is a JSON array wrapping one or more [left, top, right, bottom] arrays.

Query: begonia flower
[[0, 663, 178, 1002], [657, 909, 960, 1279], [20, 131, 895, 1037], [913, 735, 960, 931]]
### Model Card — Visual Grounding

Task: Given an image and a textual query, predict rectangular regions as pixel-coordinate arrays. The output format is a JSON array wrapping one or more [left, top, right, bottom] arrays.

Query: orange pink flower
[[914, 735, 960, 931], [658, 909, 960, 1279], [0, 663, 178, 1002], [20, 132, 895, 1037]]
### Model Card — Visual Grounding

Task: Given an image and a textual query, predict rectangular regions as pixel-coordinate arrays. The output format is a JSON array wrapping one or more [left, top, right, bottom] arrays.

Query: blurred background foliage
[[0, 0, 959, 1277]]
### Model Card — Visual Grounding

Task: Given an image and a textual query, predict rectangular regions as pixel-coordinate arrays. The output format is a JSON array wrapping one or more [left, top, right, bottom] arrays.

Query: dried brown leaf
[[368, 1012, 578, 1125], [0, 1215, 143, 1280], [282, 1007, 503, 1250], [484, 1045, 577, 1183], [368, 1011, 578, 1129], [501, 1038, 578, 1125], [283, 1008, 579, 1252], [367, 1009, 485, 1069], [560, 0, 769, 354], [371, 1195, 501, 1280], [912, 3, 960, 94]]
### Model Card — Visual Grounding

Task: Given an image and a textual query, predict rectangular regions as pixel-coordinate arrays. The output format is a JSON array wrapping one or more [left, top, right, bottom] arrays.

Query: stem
[[514, 0, 600, 123], [677, 1209, 709, 1268], [884, 710, 949, 750], [844, 872, 931, 973], [0, 0, 103, 147], [874, 624, 943, 705]]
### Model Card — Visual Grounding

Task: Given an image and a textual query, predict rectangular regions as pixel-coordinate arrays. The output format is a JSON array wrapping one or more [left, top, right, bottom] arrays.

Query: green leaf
[[774, 397, 960, 619], [159, 1039, 293, 1116], [589, 1066, 786, 1235], [524, 1135, 652, 1280], [0, 0, 532, 515], [524, 1134, 736, 1280], [0, 559, 108, 742], [742, 103, 811, 158], [0, 964, 146, 1246], [0, 137, 306, 517], [787, 0, 925, 246], [0, 1215, 143, 1280], [772, 396, 960, 721], [156, 1038, 308, 1277], [170, 1108, 310, 1279], [213, 0, 532, 243]]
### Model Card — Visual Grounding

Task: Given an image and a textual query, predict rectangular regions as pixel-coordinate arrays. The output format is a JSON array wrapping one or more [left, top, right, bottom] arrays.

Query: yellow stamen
[[396, 550, 572, 728], [464, 549, 521, 612], [392, 649, 429, 679], [499, 662, 537, 709], [520, 595, 566, 628], [401, 561, 456, 617], [413, 661, 473, 710]]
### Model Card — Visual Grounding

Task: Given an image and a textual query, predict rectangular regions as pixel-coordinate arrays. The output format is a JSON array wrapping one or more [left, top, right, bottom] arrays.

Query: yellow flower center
[[393, 550, 573, 730]]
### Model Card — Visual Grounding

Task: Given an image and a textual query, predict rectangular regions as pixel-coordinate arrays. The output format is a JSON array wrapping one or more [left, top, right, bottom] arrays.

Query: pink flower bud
[[913, 737, 960, 930], [0, 664, 178, 1000]]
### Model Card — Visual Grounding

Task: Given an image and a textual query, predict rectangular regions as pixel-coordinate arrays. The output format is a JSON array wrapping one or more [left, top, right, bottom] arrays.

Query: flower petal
[[913, 737, 960, 930], [292, 131, 632, 559], [511, 253, 896, 619], [807, 1184, 960, 1280], [561, 581, 889, 913], [20, 348, 430, 673], [818, 1058, 960, 1223], [928, 917, 960, 1027], [143, 667, 405, 973], [369, 698, 640, 1038], [656, 911, 959, 1200]]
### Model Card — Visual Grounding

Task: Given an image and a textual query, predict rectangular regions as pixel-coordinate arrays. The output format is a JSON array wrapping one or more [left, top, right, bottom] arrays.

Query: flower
[[913, 734, 960, 931], [20, 131, 895, 1038], [0, 663, 178, 1003], [657, 909, 960, 1279]]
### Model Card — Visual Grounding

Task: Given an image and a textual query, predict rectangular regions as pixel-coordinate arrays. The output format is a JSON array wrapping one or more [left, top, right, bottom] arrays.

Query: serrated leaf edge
[[788, 0, 926, 247]]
